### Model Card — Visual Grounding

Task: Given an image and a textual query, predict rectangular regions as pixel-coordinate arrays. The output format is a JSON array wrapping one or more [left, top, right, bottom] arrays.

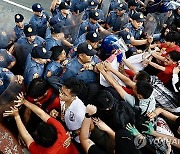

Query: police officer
[[109, 0, 120, 12], [16, 24, 46, 74], [79, 9, 108, 36], [13, 14, 27, 40], [128, 0, 139, 18], [106, 3, 129, 32], [51, 2, 72, 27], [29, 3, 49, 38], [45, 22, 73, 51], [124, 12, 153, 46], [24, 46, 52, 87], [71, 0, 89, 14], [83, 0, 104, 21], [0, 49, 16, 69], [0, 67, 14, 95], [61, 42, 100, 83]]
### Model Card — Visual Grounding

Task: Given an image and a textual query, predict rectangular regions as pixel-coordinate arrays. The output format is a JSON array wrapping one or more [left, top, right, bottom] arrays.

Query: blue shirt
[[0, 67, 14, 94], [125, 23, 144, 40], [79, 19, 100, 36], [61, 56, 100, 83], [74, 33, 86, 47], [29, 11, 49, 38], [13, 23, 27, 40], [0, 49, 16, 68], [24, 54, 45, 86], [16, 36, 45, 69], [44, 60, 63, 79], [45, 37, 62, 51]]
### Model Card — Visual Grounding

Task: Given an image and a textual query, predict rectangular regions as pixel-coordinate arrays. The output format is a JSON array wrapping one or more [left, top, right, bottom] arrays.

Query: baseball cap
[[59, 2, 70, 10], [89, 0, 98, 9], [31, 46, 52, 59], [89, 10, 101, 20], [24, 24, 36, 37], [14, 14, 24, 22], [86, 31, 100, 43], [118, 31, 131, 44], [32, 3, 43, 12], [132, 12, 145, 22], [77, 42, 97, 56], [117, 3, 128, 12]]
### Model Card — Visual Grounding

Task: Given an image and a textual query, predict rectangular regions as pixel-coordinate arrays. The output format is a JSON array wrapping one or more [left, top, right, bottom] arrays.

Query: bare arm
[[148, 61, 165, 71], [122, 58, 138, 74], [23, 100, 51, 123], [130, 37, 148, 46], [151, 52, 166, 62]]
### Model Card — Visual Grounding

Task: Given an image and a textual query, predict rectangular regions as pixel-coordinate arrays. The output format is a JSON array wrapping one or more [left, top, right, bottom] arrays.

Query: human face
[[164, 55, 174, 66], [59, 86, 73, 102], [27, 35, 36, 43], [117, 9, 125, 16], [177, 7, 180, 15], [56, 0, 61, 5], [132, 20, 143, 29], [79, 53, 93, 63], [61, 9, 70, 15], [89, 41, 99, 49], [16, 21, 24, 29], [57, 50, 66, 62], [34, 11, 43, 17]]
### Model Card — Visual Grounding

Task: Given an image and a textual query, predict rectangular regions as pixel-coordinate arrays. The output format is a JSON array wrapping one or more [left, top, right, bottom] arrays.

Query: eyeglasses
[[59, 87, 68, 97]]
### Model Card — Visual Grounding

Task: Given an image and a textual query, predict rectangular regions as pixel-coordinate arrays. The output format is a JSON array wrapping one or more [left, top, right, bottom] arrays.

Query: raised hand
[[104, 61, 112, 71], [126, 123, 140, 136], [86, 104, 97, 116], [142, 121, 155, 135], [3, 106, 19, 117], [92, 117, 111, 132], [14, 92, 25, 107]]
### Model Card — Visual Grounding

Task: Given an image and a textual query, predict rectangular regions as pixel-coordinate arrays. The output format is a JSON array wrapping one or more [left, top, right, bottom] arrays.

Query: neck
[[65, 97, 76, 107], [78, 57, 85, 64]]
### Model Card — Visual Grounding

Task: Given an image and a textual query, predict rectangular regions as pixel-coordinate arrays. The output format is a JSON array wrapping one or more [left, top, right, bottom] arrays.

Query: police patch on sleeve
[[28, 27, 32, 32], [127, 34, 130, 39], [95, 12, 99, 16]]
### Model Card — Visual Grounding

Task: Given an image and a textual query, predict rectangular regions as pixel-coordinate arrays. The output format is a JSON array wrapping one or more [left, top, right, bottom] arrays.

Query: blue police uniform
[[0, 67, 14, 94], [51, 5, 61, 17], [16, 36, 45, 69], [44, 60, 63, 79], [23, 54, 45, 86], [45, 37, 62, 51], [79, 19, 100, 36], [106, 11, 128, 31], [13, 23, 27, 40], [71, 0, 88, 13], [74, 33, 86, 47], [51, 11, 73, 27], [29, 11, 49, 38], [124, 23, 144, 39], [61, 55, 100, 83], [110, 0, 120, 11], [0, 49, 16, 68]]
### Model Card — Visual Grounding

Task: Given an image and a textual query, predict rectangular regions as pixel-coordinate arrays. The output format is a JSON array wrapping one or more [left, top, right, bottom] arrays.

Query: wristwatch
[[85, 113, 91, 118]]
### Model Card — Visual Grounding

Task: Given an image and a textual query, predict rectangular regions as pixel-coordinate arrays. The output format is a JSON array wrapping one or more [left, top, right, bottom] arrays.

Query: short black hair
[[50, 46, 65, 60], [168, 50, 180, 62], [27, 78, 48, 98], [165, 31, 180, 45], [64, 78, 87, 96], [94, 90, 114, 110], [135, 71, 151, 82], [136, 81, 153, 99], [33, 122, 57, 147]]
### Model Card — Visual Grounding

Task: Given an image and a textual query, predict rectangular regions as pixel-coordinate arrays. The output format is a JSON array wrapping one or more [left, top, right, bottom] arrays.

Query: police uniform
[[83, 9, 105, 21], [44, 60, 63, 79], [109, 0, 120, 11], [24, 46, 52, 86], [0, 67, 14, 95], [30, 3, 49, 38], [51, 5, 61, 17], [61, 42, 100, 83], [0, 49, 16, 68], [71, 0, 88, 13], [14, 14, 27, 40]]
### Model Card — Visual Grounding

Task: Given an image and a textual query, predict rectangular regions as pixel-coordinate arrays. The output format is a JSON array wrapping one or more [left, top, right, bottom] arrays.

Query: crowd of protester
[[0, 0, 180, 153]]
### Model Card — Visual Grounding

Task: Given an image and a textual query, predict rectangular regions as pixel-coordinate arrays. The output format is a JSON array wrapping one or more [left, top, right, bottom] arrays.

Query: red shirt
[[161, 43, 180, 56], [157, 63, 177, 85], [27, 88, 60, 112], [29, 118, 78, 154]]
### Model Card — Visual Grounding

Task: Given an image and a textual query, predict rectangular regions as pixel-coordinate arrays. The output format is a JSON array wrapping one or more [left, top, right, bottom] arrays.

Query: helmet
[[101, 35, 123, 62], [101, 35, 119, 55]]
